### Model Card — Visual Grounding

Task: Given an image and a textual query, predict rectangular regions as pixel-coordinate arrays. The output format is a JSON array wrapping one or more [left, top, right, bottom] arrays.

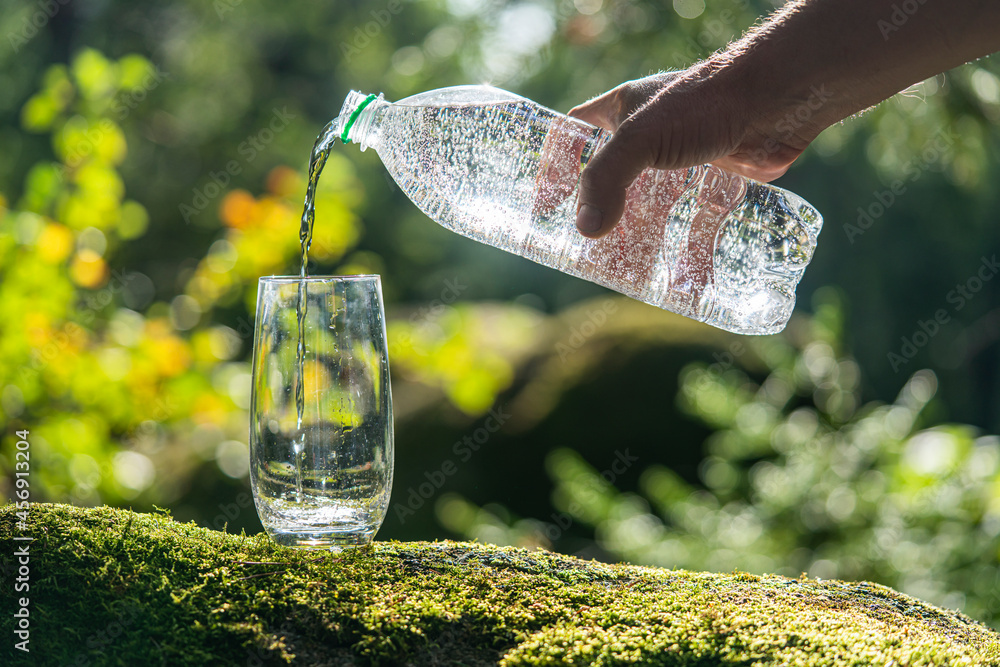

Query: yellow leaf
[[69, 249, 109, 288], [21, 94, 59, 132], [71, 48, 118, 101], [37, 223, 74, 264]]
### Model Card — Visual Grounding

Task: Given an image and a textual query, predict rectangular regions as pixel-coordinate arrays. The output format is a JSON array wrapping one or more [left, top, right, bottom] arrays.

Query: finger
[[575, 127, 655, 238], [533, 117, 588, 217], [568, 89, 622, 133], [570, 73, 681, 133], [713, 135, 805, 182]]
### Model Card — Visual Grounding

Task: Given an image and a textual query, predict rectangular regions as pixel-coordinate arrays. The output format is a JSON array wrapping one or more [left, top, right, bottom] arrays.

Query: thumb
[[575, 127, 654, 238], [568, 92, 620, 133]]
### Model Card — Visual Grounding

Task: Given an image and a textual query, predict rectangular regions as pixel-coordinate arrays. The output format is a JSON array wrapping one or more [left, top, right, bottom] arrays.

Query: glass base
[[254, 496, 386, 551], [267, 529, 375, 551]]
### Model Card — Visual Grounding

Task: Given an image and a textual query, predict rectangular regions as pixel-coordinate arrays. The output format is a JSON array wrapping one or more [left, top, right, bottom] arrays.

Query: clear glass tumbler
[[250, 275, 393, 549]]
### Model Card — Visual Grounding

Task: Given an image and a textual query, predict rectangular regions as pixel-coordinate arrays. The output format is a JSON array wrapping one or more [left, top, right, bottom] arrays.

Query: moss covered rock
[[2, 503, 998, 665]]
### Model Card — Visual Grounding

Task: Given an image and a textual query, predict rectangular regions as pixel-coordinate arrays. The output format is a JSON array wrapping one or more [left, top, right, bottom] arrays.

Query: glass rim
[[259, 274, 381, 284]]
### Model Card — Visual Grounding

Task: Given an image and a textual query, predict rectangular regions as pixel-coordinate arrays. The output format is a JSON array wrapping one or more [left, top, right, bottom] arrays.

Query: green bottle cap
[[342, 94, 378, 144]]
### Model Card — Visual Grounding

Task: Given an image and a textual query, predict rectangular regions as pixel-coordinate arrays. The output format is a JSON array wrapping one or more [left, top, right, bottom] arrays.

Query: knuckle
[[617, 122, 654, 160]]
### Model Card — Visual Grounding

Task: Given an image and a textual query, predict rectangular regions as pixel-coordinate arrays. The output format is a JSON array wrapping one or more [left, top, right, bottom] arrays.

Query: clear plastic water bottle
[[336, 85, 823, 335]]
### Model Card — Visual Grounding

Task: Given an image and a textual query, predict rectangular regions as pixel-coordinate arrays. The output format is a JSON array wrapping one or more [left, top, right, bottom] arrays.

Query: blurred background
[[2, 0, 1000, 627]]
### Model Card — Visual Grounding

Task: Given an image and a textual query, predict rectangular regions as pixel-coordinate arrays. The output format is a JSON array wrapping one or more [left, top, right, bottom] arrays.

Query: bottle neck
[[339, 91, 385, 152]]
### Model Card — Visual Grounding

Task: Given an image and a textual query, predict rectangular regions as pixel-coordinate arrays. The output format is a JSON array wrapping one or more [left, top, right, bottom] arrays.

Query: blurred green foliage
[[439, 292, 1000, 627], [0, 47, 362, 507], [0, 0, 998, 630]]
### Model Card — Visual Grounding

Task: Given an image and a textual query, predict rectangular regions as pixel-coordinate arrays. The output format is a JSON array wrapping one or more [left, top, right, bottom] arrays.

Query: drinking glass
[[250, 275, 393, 549]]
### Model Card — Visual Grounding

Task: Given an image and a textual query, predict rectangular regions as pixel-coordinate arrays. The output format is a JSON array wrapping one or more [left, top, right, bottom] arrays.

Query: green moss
[[2, 504, 998, 666]]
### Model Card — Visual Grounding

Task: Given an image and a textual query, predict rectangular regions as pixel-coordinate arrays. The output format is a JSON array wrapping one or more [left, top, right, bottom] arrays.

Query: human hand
[[569, 67, 813, 238], [570, 0, 1000, 240], [531, 71, 758, 308]]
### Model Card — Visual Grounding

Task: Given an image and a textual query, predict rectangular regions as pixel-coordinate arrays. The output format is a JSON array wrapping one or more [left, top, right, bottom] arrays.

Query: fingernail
[[576, 204, 603, 233]]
